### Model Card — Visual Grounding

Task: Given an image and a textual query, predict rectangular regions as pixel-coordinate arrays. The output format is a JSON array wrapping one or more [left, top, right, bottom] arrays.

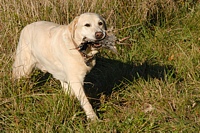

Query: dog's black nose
[[95, 31, 104, 40]]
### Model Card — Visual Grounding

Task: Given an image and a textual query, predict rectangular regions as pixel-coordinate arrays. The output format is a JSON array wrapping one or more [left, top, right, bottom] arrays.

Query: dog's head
[[69, 13, 107, 56]]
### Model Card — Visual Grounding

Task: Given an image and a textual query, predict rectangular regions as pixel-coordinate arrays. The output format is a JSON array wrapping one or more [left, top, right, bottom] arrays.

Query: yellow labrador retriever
[[12, 13, 107, 121]]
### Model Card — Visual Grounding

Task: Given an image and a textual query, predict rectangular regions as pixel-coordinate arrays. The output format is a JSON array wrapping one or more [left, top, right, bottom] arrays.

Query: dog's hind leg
[[12, 37, 36, 79]]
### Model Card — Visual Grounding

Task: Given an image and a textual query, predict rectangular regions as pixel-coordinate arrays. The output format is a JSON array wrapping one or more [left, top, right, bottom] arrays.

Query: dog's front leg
[[61, 81, 98, 121]]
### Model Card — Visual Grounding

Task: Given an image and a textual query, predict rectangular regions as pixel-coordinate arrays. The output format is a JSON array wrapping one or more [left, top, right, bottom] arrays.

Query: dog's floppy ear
[[68, 16, 79, 38], [102, 18, 107, 30]]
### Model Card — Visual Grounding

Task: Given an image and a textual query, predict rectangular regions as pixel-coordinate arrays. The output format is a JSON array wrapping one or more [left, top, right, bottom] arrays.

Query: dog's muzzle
[[81, 31, 106, 49], [95, 31, 104, 40]]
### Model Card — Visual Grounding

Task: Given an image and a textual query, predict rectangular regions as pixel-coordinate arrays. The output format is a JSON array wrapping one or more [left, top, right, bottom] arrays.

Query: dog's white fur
[[12, 13, 107, 120]]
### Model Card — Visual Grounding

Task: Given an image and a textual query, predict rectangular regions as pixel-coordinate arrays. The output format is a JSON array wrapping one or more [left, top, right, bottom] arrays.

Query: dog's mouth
[[81, 33, 106, 49], [78, 39, 103, 52], [91, 42, 102, 48]]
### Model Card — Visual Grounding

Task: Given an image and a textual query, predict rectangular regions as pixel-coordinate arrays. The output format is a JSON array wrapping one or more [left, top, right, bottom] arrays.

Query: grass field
[[1, 0, 200, 132]]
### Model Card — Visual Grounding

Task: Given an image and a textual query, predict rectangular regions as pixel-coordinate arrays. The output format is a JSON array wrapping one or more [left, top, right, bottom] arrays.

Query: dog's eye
[[98, 22, 103, 26], [84, 23, 91, 27]]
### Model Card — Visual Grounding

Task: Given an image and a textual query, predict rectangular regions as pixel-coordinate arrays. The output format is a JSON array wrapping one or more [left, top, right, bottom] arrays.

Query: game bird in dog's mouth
[[12, 12, 117, 121], [75, 26, 117, 66]]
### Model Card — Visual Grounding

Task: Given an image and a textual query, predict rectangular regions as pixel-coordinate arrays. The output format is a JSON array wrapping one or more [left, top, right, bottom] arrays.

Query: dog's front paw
[[87, 114, 99, 122]]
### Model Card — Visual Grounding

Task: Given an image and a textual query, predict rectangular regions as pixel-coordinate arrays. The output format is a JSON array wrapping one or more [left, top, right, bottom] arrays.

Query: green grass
[[1, 0, 200, 132]]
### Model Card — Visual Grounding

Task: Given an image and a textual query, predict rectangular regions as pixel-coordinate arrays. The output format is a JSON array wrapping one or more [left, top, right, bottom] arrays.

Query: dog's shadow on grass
[[84, 56, 177, 108], [32, 56, 177, 111]]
